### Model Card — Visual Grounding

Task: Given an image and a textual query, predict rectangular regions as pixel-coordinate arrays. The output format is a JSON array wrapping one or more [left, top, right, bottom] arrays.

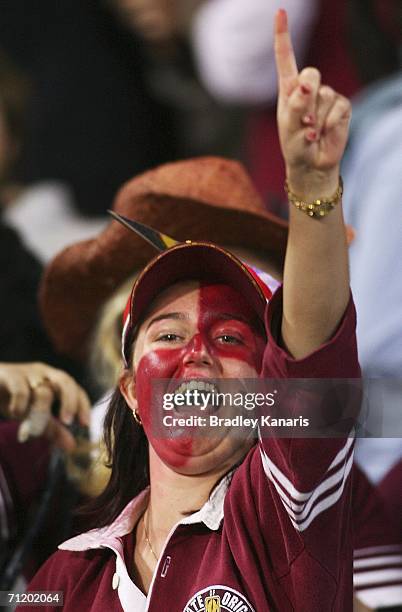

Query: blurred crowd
[[0, 0, 401, 610]]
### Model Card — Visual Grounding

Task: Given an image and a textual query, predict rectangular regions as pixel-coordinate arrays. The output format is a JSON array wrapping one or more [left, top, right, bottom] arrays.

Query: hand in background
[[0, 362, 90, 451]]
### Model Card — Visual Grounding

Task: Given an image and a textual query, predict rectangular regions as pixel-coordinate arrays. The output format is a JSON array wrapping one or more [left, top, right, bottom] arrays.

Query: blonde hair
[[90, 274, 138, 393], [71, 274, 138, 497]]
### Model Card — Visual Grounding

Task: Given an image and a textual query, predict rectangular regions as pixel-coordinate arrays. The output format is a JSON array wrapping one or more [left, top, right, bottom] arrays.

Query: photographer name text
[[162, 414, 309, 428]]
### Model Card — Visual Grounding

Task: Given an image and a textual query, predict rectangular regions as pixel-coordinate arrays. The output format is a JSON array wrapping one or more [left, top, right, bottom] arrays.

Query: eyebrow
[[218, 313, 251, 325], [219, 313, 266, 338], [146, 312, 189, 331]]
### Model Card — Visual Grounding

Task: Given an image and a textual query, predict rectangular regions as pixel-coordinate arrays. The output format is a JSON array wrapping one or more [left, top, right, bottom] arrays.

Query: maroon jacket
[[22, 291, 361, 611]]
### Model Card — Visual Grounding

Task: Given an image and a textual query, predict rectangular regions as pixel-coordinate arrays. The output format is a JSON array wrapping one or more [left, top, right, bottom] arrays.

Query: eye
[[155, 333, 183, 343], [216, 334, 243, 345]]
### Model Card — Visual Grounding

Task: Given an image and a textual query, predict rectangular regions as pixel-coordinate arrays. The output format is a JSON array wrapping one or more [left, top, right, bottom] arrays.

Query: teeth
[[173, 380, 219, 395], [171, 380, 221, 412]]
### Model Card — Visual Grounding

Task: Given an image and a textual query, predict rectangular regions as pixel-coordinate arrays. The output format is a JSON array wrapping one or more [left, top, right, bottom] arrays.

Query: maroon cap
[[121, 241, 275, 367]]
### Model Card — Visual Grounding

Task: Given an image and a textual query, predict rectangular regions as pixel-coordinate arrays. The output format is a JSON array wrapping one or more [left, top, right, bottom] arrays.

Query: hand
[[274, 10, 351, 194], [0, 362, 91, 451]]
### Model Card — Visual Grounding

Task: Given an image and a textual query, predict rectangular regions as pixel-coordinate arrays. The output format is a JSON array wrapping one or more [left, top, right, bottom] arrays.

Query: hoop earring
[[133, 409, 142, 426]]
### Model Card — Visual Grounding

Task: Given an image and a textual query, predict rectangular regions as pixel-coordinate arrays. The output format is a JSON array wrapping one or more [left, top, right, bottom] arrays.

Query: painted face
[[126, 281, 266, 474]]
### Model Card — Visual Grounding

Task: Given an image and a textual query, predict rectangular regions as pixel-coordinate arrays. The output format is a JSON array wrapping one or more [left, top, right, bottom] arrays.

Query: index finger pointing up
[[274, 9, 298, 95]]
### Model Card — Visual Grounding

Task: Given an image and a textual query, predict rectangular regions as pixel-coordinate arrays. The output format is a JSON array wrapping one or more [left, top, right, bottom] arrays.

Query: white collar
[[59, 470, 233, 553]]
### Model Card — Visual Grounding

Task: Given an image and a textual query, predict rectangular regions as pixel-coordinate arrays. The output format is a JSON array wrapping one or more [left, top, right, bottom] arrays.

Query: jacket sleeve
[[227, 287, 361, 609], [258, 286, 360, 531]]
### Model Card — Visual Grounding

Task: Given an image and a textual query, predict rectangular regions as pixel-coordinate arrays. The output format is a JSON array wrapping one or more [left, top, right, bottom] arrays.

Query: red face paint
[[196, 283, 265, 372], [134, 283, 265, 467], [135, 344, 194, 467]]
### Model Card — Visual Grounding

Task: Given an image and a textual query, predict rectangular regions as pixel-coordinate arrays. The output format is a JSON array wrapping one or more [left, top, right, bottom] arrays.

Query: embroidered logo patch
[[183, 586, 255, 612]]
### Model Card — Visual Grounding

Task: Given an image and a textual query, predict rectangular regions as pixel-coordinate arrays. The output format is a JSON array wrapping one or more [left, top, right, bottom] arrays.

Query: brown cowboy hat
[[39, 156, 288, 361]]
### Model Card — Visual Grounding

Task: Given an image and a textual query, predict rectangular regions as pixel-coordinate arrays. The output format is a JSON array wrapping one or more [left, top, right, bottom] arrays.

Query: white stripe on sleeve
[[259, 434, 355, 531], [354, 555, 402, 570]]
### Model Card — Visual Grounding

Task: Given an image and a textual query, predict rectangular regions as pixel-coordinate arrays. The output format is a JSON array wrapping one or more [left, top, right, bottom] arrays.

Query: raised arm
[[275, 10, 351, 359]]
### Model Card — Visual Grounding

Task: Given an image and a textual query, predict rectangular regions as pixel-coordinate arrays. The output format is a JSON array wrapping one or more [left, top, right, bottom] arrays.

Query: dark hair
[[77, 387, 149, 530]]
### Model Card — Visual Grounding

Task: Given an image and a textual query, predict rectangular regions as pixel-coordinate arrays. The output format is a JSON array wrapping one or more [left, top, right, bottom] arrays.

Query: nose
[[182, 333, 214, 368]]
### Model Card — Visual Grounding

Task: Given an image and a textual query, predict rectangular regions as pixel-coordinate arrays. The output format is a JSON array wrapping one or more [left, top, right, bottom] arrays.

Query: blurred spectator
[[193, 0, 319, 104], [0, 0, 178, 216], [108, 0, 245, 158], [0, 0, 245, 217], [109, 0, 199, 47], [0, 52, 102, 378], [342, 72, 402, 485], [0, 361, 90, 448], [0, 222, 60, 364], [0, 420, 51, 585], [89, 274, 138, 398], [0, 50, 107, 263], [342, 1, 402, 488], [0, 362, 90, 588], [379, 460, 402, 532], [352, 465, 402, 610]]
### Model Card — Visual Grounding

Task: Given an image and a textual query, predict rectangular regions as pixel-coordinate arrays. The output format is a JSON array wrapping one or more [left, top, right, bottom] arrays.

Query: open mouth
[[172, 379, 220, 414]]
